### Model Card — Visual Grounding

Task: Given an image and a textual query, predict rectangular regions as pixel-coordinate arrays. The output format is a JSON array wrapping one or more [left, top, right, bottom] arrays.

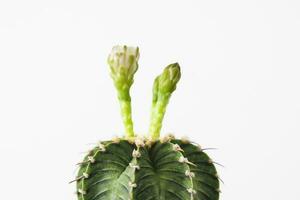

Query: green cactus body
[[76, 138, 219, 200], [73, 45, 221, 200]]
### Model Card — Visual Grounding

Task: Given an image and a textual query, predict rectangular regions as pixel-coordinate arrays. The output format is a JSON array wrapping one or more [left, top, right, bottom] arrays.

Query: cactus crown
[[73, 45, 220, 200]]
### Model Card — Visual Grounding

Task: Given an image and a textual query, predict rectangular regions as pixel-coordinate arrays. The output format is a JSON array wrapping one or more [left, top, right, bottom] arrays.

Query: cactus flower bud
[[149, 63, 181, 139], [108, 45, 139, 91], [107, 45, 139, 137], [155, 63, 181, 96]]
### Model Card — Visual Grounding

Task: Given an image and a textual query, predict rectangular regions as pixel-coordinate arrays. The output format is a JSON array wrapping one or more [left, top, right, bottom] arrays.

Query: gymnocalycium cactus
[[72, 45, 220, 200]]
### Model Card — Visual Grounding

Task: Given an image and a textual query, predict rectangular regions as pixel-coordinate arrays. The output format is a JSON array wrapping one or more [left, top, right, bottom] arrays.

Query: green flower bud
[[107, 45, 139, 137], [155, 63, 181, 97], [108, 45, 139, 90], [149, 63, 181, 139]]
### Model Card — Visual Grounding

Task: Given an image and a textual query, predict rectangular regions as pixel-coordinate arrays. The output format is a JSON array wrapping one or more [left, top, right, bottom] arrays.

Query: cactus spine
[[73, 45, 220, 200]]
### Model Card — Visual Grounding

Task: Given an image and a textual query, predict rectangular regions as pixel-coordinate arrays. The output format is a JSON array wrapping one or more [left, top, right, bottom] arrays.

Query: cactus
[[73, 45, 220, 200]]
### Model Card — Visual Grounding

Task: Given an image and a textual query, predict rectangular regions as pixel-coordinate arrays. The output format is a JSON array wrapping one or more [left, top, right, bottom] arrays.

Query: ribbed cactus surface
[[76, 137, 219, 200], [72, 45, 221, 200]]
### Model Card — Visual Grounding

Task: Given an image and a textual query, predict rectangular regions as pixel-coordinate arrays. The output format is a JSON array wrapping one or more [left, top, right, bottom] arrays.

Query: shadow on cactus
[[71, 45, 221, 200]]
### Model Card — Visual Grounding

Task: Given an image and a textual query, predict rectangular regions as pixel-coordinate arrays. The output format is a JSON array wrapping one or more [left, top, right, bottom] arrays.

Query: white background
[[0, 0, 299, 199]]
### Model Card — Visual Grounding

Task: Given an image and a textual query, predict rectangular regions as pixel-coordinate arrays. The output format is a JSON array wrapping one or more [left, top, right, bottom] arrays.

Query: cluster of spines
[[73, 135, 221, 200]]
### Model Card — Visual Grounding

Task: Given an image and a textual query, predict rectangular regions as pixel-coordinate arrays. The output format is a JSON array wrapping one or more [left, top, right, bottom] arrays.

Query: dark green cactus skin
[[76, 138, 220, 200]]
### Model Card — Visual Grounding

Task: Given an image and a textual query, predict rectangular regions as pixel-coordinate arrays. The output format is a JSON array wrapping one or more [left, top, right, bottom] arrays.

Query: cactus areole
[[73, 46, 220, 200]]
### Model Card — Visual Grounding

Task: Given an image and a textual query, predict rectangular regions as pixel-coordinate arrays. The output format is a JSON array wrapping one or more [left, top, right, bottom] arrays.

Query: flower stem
[[149, 95, 170, 139], [119, 99, 134, 137], [116, 89, 135, 137]]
